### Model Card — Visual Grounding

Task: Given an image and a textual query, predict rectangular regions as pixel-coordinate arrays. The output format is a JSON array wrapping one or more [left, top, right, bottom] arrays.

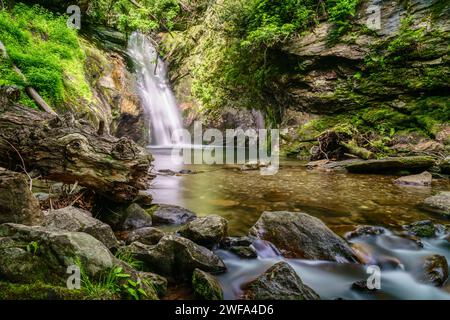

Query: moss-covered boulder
[[0, 223, 114, 284], [118, 235, 226, 280], [403, 220, 437, 238], [249, 211, 358, 262], [179, 215, 228, 248], [192, 268, 223, 300], [242, 262, 320, 300], [122, 203, 153, 231], [0, 281, 87, 300], [342, 156, 436, 174]]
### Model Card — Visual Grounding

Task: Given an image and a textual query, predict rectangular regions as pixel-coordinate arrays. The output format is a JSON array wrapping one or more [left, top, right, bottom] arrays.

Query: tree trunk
[[0, 92, 153, 203]]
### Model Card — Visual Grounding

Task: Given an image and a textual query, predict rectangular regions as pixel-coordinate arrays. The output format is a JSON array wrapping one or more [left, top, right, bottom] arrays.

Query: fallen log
[[0, 88, 153, 203], [340, 140, 374, 160]]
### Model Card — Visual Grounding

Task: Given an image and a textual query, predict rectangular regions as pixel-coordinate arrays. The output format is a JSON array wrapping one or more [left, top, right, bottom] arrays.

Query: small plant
[[26, 241, 39, 255]]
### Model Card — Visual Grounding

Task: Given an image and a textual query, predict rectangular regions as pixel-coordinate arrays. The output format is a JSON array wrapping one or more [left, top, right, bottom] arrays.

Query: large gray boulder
[[0, 223, 114, 284], [42, 206, 119, 249], [151, 204, 196, 225], [0, 169, 43, 225], [118, 235, 226, 280], [422, 192, 450, 217], [249, 211, 358, 262], [242, 262, 320, 300], [179, 215, 228, 248]]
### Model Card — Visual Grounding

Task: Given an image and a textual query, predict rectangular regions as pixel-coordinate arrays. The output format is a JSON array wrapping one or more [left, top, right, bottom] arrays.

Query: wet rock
[[439, 157, 450, 174], [345, 226, 386, 239], [118, 235, 226, 280], [249, 211, 358, 262], [151, 204, 197, 226], [242, 262, 320, 300], [221, 236, 254, 248], [230, 246, 257, 259], [192, 268, 223, 300], [43, 206, 119, 249], [126, 227, 165, 245], [122, 203, 152, 230], [422, 192, 450, 217], [0, 223, 114, 284], [394, 171, 432, 186], [404, 220, 437, 238], [133, 191, 153, 207], [334, 156, 436, 174], [421, 255, 449, 287], [178, 215, 228, 248], [0, 169, 43, 225]]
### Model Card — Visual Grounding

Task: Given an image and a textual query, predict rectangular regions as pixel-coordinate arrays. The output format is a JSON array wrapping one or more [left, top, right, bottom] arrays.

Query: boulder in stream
[[42, 206, 120, 249], [126, 227, 165, 245], [242, 261, 320, 300], [403, 220, 437, 238], [422, 192, 450, 217], [178, 215, 228, 248], [118, 235, 226, 280], [122, 203, 153, 230], [192, 268, 224, 300], [0, 223, 114, 284], [151, 204, 197, 225], [249, 211, 358, 262]]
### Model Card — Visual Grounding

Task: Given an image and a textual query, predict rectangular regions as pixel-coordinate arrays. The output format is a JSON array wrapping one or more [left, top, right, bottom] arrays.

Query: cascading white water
[[127, 32, 183, 146]]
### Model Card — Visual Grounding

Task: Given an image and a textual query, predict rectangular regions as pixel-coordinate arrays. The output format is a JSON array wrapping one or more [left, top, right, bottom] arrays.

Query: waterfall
[[127, 32, 183, 146]]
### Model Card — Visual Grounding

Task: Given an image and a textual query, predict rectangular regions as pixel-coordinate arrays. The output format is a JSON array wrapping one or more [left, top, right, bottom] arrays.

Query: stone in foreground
[[242, 262, 320, 300], [126, 227, 165, 245], [422, 192, 450, 217], [249, 211, 358, 262], [179, 215, 228, 248], [421, 255, 448, 287], [0, 169, 43, 225], [43, 206, 119, 249], [119, 235, 226, 280], [192, 268, 223, 300]]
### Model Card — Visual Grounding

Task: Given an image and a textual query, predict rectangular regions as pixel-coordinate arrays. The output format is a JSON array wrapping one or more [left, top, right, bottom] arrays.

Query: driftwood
[[340, 140, 374, 160], [0, 41, 57, 115], [0, 89, 153, 202]]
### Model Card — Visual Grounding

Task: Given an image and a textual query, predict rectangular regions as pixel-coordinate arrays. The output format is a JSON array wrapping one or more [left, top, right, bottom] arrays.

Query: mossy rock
[[192, 269, 223, 300], [404, 220, 437, 238]]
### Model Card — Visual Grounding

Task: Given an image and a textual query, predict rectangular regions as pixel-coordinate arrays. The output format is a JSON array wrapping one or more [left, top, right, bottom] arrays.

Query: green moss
[[0, 281, 87, 300]]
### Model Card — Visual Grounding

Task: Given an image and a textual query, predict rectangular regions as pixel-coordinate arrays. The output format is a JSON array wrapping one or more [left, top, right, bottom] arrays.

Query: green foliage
[[387, 16, 426, 55], [0, 4, 92, 109], [26, 241, 40, 255], [326, 0, 360, 43]]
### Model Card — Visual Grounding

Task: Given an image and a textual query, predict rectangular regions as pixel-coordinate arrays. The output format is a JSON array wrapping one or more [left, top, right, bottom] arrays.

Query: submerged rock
[[178, 215, 228, 248], [0, 169, 43, 225], [249, 211, 358, 262], [404, 220, 437, 238], [126, 227, 165, 245], [122, 203, 152, 230], [192, 268, 223, 300], [43, 206, 119, 249], [333, 156, 436, 174], [118, 235, 226, 280], [394, 171, 432, 186], [345, 225, 386, 239], [422, 192, 450, 217], [151, 204, 197, 225], [0, 223, 114, 284], [242, 262, 320, 300], [230, 246, 258, 259], [421, 255, 449, 287]]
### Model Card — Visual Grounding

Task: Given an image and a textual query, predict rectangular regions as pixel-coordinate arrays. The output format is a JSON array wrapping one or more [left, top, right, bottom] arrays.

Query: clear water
[[127, 32, 184, 146], [148, 147, 450, 300]]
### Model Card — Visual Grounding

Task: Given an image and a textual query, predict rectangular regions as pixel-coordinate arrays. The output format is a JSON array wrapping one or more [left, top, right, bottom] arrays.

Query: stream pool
[[148, 147, 450, 300]]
